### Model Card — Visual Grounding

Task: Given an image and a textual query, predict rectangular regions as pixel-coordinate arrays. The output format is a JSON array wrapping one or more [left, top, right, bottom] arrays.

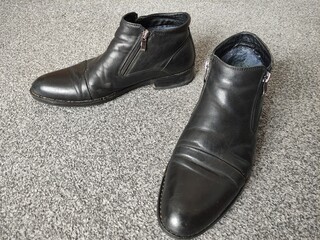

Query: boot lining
[[137, 15, 188, 30], [215, 33, 271, 68], [220, 45, 264, 68]]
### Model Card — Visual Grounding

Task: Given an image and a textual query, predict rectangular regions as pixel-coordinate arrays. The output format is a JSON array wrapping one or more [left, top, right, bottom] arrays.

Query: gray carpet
[[0, 0, 319, 239]]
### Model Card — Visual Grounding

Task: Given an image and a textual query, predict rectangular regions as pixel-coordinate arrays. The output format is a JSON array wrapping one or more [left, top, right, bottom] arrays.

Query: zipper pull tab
[[140, 29, 150, 51], [262, 71, 271, 95], [204, 60, 210, 81]]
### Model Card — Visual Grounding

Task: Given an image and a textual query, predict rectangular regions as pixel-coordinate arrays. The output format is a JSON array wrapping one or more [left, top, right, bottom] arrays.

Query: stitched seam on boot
[[173, 151, 245, 186], [158, 149, 246, 238], [178, 144, 246, 177], [83, 60, 93, 100], [161, 33, 192, 74], [250, 71, 265, 133]]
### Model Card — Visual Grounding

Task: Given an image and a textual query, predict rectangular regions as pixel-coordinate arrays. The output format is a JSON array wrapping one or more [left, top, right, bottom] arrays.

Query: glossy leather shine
[[158, 32, 273, 239], [30, 12, 195, 106]]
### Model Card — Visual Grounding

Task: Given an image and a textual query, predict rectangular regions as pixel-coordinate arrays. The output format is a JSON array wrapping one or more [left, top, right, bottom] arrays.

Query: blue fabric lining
[[221, 45, 264, 67]]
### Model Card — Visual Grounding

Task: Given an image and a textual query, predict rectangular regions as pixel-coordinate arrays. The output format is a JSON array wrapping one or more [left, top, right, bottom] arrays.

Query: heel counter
[[163, 29, 195, 74]]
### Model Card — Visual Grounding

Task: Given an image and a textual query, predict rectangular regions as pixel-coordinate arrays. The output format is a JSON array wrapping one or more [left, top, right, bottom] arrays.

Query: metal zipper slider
[[204, 60, 210, 81], [140, 29, 150, 51], [262, 71, 271, 95]]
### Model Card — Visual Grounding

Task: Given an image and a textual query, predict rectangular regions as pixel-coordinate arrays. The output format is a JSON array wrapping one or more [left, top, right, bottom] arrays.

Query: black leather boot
[[30, 12, 195, 106], [158, 32, 273, 238]]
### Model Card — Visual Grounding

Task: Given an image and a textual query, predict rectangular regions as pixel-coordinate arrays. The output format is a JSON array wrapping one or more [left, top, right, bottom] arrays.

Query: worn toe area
[[30, 61, 91, 102], [158, 151, 245, 238]]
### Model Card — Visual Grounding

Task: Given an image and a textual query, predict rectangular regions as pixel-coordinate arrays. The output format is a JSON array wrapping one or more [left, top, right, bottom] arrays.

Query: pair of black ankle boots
[[30, 12, 273, 239]]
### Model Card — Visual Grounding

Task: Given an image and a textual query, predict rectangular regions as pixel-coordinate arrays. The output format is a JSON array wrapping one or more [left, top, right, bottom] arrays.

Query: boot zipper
[[120, 29, 150, 76], [204, 60, 210, 81], [140, 29, 150, 51], [251, 71, 271, 131], [262, 71, 271, 95]]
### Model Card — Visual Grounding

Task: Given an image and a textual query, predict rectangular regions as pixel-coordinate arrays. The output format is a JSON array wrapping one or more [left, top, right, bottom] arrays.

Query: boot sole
[[30, 67, 195, 107]]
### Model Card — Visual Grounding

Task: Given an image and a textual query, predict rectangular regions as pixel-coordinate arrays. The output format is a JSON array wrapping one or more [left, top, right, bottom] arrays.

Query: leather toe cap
[[30, 61, 91, 102], [158, 154, 245, 238]]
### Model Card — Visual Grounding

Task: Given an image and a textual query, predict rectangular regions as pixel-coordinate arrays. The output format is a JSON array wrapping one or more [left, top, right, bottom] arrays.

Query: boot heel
[[153, 67, 195, 90]]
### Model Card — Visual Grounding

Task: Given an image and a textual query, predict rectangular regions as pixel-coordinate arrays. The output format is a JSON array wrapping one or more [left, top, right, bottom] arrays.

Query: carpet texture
[[0, 0, 319, 239]]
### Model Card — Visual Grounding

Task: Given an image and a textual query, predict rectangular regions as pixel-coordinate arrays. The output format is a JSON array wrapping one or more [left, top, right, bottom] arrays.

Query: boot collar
[[213, 31, 273, 72], [120, 12, 191, 33]]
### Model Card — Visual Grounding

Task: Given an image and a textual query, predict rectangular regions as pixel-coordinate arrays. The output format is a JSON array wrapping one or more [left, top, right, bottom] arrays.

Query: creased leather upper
[[179, 55, 267, 176], [158, 32, 272, 238]]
